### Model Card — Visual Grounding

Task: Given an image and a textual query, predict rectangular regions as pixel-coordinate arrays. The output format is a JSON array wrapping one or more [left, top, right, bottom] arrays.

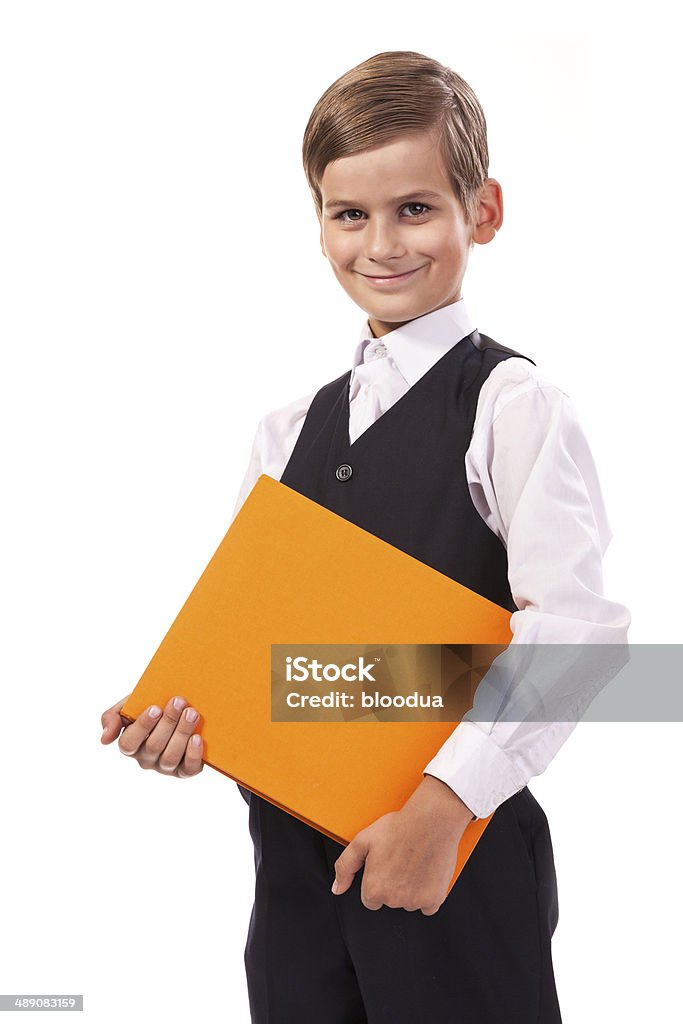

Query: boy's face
[[318, 130, 502, 337]]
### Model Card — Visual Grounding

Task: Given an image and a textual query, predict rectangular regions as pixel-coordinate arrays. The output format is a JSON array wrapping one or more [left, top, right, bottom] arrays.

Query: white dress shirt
[[230, 298, 631, 819]]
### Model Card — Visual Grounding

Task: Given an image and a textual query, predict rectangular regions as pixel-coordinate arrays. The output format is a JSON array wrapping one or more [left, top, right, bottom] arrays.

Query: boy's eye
[[403, 202, 431, 217], [335, 202, 431, 223]]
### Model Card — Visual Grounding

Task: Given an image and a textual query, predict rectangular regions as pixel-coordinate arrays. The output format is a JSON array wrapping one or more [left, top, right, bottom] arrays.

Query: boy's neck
[[367, 296, 463, 339]]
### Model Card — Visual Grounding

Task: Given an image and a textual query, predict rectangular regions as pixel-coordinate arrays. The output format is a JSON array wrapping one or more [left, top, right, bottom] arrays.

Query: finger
[[176, 734, 204, 779], [154, 706, 202, 774], [332, 835, 369, 896], [118, 697, 181, 759], [420, 901, 443, 917], [100, 694, 132, 744], [360, 882, 384, 911], [133, 696, 190, 768]]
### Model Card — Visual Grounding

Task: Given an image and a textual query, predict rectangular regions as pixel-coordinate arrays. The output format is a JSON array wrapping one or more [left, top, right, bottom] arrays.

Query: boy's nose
[[364, 222, 405, 262]]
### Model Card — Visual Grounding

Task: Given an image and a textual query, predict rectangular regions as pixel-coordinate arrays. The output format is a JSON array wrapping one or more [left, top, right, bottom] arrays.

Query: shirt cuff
[[422, 720, 529, 820]]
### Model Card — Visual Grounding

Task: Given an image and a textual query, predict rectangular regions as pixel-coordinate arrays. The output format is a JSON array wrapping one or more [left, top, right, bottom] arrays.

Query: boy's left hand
[[331, 774, 475, 916]]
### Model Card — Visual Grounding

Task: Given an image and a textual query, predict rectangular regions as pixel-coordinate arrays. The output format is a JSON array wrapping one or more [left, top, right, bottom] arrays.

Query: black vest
[[279, 330, 534, 613]]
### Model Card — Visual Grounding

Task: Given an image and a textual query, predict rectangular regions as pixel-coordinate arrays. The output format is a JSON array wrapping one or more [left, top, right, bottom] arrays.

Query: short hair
[[302, 51, 489, 228]]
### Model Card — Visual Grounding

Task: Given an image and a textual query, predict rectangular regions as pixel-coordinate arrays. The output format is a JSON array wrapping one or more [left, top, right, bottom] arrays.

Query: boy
[[102, 51, 630, 1022]]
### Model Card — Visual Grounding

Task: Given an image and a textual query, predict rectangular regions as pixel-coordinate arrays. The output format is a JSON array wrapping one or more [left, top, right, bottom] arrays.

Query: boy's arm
[[423, 369, 631, 820], [229, 389, 318, 526], [230, 418, 265, 527], [229, 392, 316, 798]]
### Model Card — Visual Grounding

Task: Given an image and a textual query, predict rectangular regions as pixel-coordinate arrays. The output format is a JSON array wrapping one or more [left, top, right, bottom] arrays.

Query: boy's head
[[302, 51, 503, 337]]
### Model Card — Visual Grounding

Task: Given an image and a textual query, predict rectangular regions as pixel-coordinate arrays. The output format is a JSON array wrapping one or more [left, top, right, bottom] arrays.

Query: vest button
[[335, 463, 353, 481]]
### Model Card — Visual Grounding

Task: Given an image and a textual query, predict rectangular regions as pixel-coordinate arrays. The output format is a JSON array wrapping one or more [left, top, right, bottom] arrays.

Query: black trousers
[[238, 785, 562, 1023]]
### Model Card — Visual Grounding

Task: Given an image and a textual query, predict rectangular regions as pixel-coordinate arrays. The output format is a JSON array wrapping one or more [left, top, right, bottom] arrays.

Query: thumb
[[100, 695, 131, 744], [332, 834, 369, 895], [100, 717, 123, 744]]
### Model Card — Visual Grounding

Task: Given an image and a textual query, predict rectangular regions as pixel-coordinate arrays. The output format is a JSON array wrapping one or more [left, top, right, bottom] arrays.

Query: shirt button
[[336, 463, 353, 481]]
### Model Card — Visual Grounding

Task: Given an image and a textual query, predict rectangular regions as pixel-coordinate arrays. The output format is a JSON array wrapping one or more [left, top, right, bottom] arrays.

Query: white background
[[1, 2, 680, 1021]]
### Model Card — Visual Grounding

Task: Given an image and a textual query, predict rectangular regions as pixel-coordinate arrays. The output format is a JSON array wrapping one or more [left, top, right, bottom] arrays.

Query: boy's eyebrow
[[323, 189, 443, 210]]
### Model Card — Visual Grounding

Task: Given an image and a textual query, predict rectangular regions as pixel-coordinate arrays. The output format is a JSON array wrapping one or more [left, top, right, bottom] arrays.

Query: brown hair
[[302, 51, 489, 228]]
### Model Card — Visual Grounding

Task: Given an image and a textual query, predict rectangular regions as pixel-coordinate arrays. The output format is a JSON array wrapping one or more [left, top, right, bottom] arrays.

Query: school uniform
[[230, 298, 630, 1023]]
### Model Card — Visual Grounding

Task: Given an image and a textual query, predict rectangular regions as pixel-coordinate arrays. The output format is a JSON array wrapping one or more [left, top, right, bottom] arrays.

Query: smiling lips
[[360, 265, 426, 286]]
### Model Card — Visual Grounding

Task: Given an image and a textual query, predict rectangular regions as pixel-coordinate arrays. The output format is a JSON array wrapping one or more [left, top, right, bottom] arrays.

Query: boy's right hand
[[100, 694, 204, 779]]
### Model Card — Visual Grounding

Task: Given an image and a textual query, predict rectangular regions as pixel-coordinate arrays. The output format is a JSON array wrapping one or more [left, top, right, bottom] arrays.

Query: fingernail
[[148, 705, 162, 718], [191, 735, 201, 747], [173, 696, 186, 711], [185, 708, 198, 723], [332, 879, 339, 894]]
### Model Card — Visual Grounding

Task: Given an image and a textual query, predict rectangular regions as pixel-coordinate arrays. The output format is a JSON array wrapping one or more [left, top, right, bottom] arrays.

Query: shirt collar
[[351, 298, 477, 387]]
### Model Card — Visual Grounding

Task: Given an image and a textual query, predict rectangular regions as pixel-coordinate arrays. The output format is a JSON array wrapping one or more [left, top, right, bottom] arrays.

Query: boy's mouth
[[359, 264, 427, 287]]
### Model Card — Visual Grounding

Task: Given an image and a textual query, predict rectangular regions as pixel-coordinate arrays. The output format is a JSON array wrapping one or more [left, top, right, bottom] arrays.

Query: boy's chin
[[358, 296, 439, 322], [343, 280, 456, 322]]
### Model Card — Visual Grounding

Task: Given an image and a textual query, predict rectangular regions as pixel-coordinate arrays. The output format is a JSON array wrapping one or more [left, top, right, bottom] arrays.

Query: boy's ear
[[471, 178, 504, 246], [318, 220, 327, 258]]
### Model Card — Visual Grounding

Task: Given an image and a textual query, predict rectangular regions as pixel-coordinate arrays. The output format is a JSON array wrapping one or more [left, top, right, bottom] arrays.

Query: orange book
[[121, 473, 513, 894]]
